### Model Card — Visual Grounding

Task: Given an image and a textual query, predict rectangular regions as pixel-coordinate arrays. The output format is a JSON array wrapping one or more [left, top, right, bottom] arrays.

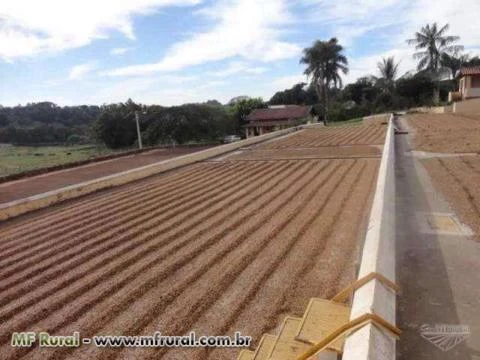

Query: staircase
[[236, 272, 401, 360], [237, 299, 350, 360]]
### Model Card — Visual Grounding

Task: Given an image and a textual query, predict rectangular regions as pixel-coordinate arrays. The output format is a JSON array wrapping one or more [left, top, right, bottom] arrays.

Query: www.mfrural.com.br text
[[11, 331, 252, 348]]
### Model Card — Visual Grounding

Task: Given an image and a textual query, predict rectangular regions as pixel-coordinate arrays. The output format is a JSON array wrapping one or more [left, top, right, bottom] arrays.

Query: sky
[[1, 0, 480, 106]]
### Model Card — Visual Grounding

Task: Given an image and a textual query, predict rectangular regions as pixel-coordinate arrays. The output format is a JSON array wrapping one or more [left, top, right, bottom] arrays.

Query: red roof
[[460, 66, 480, 76], [246, 105, 312, 122]]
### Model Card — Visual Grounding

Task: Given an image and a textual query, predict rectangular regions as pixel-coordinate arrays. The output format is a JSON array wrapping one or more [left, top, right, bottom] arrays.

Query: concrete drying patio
[[395, 116, 480, 360]]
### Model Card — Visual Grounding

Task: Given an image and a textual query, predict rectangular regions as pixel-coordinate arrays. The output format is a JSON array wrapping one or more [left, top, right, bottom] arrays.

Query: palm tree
[[377, 56, 399, 92], [407, 23, 463, 103], [300, 38, 348, 124]]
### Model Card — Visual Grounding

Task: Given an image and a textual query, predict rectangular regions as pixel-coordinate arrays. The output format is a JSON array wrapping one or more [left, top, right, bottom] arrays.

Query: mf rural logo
[[420, 324, 470, 352]]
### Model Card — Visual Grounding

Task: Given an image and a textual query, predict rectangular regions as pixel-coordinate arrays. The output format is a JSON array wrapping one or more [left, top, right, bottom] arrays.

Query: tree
[[300, 38, 348, 124], [0, 113, 9, 127], [463, 56, 480, 67], [407, 23, 463, 103], [396, 73, 436, 106], [231, 97, 266, 131], [93, 103, 138, 149], [343, 77, 381, 104], [205, 99, 222, 106], [269, 83, 312, 105], [441, 52, 469, 79], [377, 57, 399, 92]]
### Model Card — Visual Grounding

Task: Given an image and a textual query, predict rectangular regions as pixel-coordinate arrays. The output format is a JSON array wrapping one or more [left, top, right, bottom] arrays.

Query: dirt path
[[0, 146, 212, 204]]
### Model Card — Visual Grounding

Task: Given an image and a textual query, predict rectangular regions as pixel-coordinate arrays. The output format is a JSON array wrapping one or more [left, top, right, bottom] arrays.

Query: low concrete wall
[[453, 97, 480, 115], [342, 114, 397, 360], [0, 127, 298, 221], [363, 114, 389, 126], [300, 122, 325, 129], [409, 105, 452, 114]]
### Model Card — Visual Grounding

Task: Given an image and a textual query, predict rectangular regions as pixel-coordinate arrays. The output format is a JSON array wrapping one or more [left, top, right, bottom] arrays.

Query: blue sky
[[1, 0, 480, 106]]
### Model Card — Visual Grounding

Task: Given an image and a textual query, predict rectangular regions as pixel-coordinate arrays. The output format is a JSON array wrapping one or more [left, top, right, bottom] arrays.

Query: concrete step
[[252, 334, 277, 360], [295, 298, 351, 353], [268, 316, 311, 360], [237, 349, 255, 360]]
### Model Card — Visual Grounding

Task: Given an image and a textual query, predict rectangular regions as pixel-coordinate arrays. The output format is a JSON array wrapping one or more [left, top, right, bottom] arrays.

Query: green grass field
[[0, 145, 115, 177]]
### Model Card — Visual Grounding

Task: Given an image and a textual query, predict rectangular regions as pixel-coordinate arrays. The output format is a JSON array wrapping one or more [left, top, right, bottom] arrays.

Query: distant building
[[244, 105, 315, 138], [457, 66, 480, 100]]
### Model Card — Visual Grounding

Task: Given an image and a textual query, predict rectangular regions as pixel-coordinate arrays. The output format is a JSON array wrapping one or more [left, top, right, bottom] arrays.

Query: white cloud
[[304, 0, 406, 45], [103, 0, 300, 76], [110, 47, 132, 56], [210, 61, 268, 77], [272, 74, 307, 90], [0, 0, 202, 60], [84, 74, 198, 103], [304, 0, 480, 84], [68, 63, 96, 80], [398, 0, 480, 48]]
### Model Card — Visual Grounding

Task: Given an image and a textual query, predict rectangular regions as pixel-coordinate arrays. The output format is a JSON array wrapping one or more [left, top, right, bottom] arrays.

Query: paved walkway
[[0, 146, 211, 204], [395, 116, 480, 360]]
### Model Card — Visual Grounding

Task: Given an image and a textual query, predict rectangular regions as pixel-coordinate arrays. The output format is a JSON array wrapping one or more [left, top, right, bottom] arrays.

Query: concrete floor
[[395, 116, 480, 360]]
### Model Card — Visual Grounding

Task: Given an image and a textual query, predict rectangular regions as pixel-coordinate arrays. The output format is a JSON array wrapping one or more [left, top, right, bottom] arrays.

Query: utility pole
[[134, 110, 143, 149]]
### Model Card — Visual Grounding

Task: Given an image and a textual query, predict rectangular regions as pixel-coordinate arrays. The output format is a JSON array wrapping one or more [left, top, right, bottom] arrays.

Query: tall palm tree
[[300, 38, 348, 124], [407, 23, 463, 103], [377, 56, 399, 92]]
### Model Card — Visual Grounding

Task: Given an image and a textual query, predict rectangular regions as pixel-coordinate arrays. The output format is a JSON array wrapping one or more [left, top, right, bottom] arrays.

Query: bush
[[66, 134, 89, 145], [93, 105, 137, 149], [143, 104, 235, 146], [327, 102, 371, 122]]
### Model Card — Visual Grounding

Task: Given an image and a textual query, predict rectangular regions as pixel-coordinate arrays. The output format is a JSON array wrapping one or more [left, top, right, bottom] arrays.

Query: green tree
[[231, 97, 267, 131], [441, 52, 469, 79], [407, 23, 463, 103], [463, 56, 480, 67], [300, 38, 348, 124], [377, 57, 399, 92], [93, 102, 138, 149], [396, 73, 436, 106], [343, 77, 381, 105], [269, 83, 311, 105], [0, 113, 9, 126]]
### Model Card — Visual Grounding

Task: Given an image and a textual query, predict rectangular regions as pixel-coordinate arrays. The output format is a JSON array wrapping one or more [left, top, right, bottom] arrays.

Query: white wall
[[342, 114, 397, 360]]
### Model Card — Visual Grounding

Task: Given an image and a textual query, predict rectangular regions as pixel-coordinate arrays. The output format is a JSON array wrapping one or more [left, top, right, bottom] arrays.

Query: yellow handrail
[[295, 313, 401, 360], [332, 271, 400, 303]]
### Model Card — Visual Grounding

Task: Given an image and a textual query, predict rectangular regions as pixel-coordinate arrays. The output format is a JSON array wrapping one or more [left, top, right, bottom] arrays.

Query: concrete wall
[[409, 105, 452, 114], [342, 114, 397, 360], [0, 127, 298, 221], [363, 114, 389, 126], [453, 97, 480, 115]]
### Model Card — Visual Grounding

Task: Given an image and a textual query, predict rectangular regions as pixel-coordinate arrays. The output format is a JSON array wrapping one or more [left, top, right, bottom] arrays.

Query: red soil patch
[[0, 146, 212, 204]]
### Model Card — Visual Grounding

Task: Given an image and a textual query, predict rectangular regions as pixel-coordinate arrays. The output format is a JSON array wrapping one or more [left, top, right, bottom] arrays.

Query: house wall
[[461, 75, 480, 99], [245, 115, 313, 138], [464, 87, 480, 99]]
